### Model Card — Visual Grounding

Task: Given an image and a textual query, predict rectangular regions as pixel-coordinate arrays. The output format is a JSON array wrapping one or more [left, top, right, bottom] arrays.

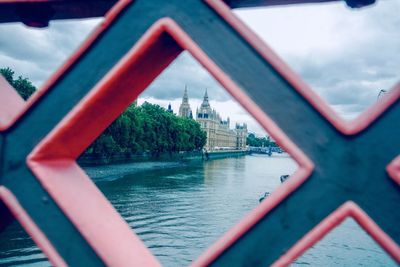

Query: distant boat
[[259, 192, 270, 202], [280, 174, 289, 183]]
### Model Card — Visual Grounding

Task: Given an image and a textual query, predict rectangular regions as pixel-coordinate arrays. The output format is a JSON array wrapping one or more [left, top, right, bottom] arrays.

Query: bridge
[[0, 0, 399, 266], [249, 146, 284, 156]]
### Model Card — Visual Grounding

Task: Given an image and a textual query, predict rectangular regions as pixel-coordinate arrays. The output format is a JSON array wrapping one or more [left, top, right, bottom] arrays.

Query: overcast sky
[[0, 1, 398, 135]]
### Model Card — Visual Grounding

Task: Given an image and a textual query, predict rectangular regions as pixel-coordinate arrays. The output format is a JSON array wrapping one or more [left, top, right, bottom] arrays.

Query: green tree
[[0, 68, 206, 158], [0, 67, 36, 100], [0, 67, 14, 85], [13, 76, 36, 101], [83, 102, 206, 158], [247, 133, 278, 147]]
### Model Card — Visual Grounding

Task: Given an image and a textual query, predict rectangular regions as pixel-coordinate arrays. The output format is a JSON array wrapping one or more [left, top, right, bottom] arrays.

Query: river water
[[0, 155, 396, 266]]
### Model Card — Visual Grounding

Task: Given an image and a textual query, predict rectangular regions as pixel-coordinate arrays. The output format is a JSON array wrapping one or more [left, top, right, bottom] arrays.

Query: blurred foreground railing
[[0, 0, 398, 266]]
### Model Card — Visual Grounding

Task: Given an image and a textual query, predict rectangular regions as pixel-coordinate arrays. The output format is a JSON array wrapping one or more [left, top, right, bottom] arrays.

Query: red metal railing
[[0, 0, 398, 266]]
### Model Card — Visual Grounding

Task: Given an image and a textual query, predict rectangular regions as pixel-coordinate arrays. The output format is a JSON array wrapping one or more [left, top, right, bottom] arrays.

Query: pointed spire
[[182, 85, 189, 103], [201, 89, 210, 108], [178, 85, 193, 118]]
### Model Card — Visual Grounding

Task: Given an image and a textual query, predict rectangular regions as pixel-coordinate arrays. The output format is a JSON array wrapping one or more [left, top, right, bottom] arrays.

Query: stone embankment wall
[[78, 150, 249, 166]]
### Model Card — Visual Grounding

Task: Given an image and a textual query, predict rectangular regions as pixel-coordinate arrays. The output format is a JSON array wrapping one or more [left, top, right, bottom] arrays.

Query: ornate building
[[235, 123, 247, 149], [178, 86, 193, 118], [178, 89, 247, 151]]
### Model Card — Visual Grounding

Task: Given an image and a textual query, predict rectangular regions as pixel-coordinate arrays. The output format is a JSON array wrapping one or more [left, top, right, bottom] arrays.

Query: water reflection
[[0, 221, 50, 266], [293, 218, 397, 266], [95, 155, 296, 266], [0, 155, 395, 266]]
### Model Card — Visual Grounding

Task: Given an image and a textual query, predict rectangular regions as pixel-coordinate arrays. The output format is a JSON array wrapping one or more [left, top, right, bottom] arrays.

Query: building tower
[[178, 86, 193, 118], [167, 103, 173, 113], [195, 89, 248, 151], [197, 89, 213, 117], [196, 89, 215, 150], [235, 123, 248, 150]]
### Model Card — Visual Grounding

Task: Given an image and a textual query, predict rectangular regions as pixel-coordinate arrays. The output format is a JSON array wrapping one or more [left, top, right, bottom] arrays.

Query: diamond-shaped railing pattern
[[0, 0, 399, 266], [0, 186, 67, 266]]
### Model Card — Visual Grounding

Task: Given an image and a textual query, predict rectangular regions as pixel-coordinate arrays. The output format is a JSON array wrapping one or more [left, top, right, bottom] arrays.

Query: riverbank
[[203, 150, 249, 160], [83, 161, 187, 182], [78, 150, 249, 166], [82, 150, 249, 182]]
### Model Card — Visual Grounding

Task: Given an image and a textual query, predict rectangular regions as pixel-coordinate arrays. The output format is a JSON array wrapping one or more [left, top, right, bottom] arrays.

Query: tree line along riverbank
[[2, 67, 277, 166], [1, 67, 206, 159], [81, 102, 207, 159]]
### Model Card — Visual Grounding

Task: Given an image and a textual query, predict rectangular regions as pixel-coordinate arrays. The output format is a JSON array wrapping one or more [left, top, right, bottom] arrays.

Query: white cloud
[[0, 18, 101, 86], [0, 1, 398, 130], [234, 1, 400, 119]]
